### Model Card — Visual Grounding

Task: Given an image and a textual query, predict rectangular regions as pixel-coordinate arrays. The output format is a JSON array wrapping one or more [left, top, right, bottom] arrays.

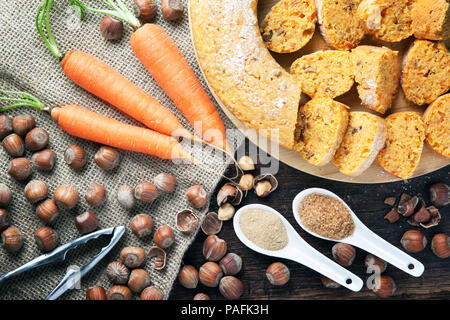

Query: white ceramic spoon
[[233, 203, 364, 292], [292, 188, 425, 277]]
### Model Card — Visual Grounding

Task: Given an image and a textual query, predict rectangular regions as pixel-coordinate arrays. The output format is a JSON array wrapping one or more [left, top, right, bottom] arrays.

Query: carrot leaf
[[36, 0, 63, 59], [0, 90, 48, 112], [70, 0, 141, 29]]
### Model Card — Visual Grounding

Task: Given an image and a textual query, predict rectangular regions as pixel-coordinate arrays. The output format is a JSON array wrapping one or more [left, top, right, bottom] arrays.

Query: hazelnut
[[24, 179, 48, 204], [85, 184, 106, 207], [54, 184, 79, 209], [331, 243, 356, 267], [238, 155, 255, 171], [153, 173, 176, 193], [266, 262, 290, 286], [94, 146, 120, 170], [120, 246, 146, 268], [128, 268, 151, 293], [153, 225, 175, 249], [2, 133, 24, 156], [219, 253, 242, 275], [106, 261, 130, 284], [371, 275, 396, 298], [117, 185, 136, 209], [219, 276, 244, 300], [0, 183, 12, 207], [178, 265, 199, 289], [75, 211, 98, 234], [31, 149, 56, 171], [431, 234, 450, 259], [176, 209, 199, 234], [400, 230, 427, 253], [186, 184, 208, 208], [147, 246, 167, 270], [429, 183, 450, 207], [1, 226, 23, 252], [12, 114, 35, 136], [86, 286, 107, 300], [321, 276, 340, 288], [25, 128, 49, 151], [203, 235, 227, 261], [64, 144, 86, 169], [34, 226, 58, 252], [238, 174, 254, 191], [217, 203, 235, 221], [253, 174, 278, 197], [130, 214, 154, 238], [201, 211, 222, 235], [0, 115, 13, 139], [217, 184, 242, 206], [107, 285, 132, 300], [0, 209, 10, 231], [134, 181, 159, 202], [99, 16, 123, 40], [193, 293, 210, 300], [162, 0, 184, 20], [365, 254, 387, 274], [36, 199, 59, 224], [134, 0, 157, 22], [199, 261, 223, 287], [8, 157, 32, 181], [140, 286, 163, 300]]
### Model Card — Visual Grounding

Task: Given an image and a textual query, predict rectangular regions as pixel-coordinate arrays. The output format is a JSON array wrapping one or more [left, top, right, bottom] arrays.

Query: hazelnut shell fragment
[[176, 209, 199, 234], [148, 246, 167, 270], [253, 174, 278, 197], [201, 211, 222, 235], [217, 183, 243, 206], [384, 208, 400, 223], [383, 197, 396, 206], [420, 206, 441, 228], [397, 194, 418, 217]]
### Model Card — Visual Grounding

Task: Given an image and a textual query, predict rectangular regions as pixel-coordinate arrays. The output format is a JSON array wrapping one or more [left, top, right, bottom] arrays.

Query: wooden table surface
[[170, 139, 449, 300]]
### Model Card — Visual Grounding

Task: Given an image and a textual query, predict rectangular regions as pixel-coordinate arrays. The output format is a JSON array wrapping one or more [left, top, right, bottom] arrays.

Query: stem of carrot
[[36, 0, 63, 59], [70, 0, 141, 29], [0, 90, 49, 112]]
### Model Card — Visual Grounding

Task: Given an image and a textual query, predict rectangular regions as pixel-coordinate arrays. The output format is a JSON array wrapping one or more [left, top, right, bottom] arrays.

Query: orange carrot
[[130, 24, 230, 153], [51, 105, 192, 161], [61, 50, 194, 140]]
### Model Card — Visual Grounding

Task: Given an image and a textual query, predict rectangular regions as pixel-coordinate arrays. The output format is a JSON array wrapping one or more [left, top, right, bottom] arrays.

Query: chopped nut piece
[[412, 205, 431, 224], [384, 208, 400, 223], [420, 206, 441, 228], [383, 197, 396, 206], [397, 195, 419, 217]]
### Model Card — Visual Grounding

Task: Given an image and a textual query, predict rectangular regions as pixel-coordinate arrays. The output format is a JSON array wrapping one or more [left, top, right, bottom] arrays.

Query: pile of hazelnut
[[100, 0, 185, 41]]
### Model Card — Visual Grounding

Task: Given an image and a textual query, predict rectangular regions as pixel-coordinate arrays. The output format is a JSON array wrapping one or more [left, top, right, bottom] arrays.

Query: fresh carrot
[[130, 24, 230, 153], [67, 1, 230, 152], [52, 105, 192, 160], [60, 50, 194, 140]]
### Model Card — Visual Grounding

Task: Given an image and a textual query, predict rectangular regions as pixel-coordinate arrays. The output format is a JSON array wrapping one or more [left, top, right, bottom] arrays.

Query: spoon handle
[[351, 226, 424, 277], [288, 240, 363, 292]]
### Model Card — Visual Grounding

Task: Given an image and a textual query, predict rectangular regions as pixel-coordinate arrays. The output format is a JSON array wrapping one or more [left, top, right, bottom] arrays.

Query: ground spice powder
[[298, 193, 355, 240], [239, 208, 288, 251]]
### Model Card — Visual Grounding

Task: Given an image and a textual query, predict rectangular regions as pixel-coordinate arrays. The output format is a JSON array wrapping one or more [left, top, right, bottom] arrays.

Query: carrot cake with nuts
[[377, 112, 426, 179], [260, 0, 317, 53], [190, 0, 301, 149], [401, 40, 450, 106], [290, 50, 355, 99], [352, 45, 400, 114], [333, 112, 387, 176], [422, 93, 450, 158], [412, 0, 450, 40], [294, 98, 349, 166], [315, 0, 365, 50], [357, 0, 414, 42]]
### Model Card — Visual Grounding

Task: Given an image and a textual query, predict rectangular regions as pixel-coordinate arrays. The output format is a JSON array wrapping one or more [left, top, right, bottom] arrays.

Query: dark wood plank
[[170, 139, 450, 300]]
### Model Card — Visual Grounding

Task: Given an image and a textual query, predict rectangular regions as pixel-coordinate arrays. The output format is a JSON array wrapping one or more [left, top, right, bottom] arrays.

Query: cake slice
[[333, 112, 387, 176], [294, 98, 349, 166], [357, 0, 414, 42], [401, 40, 450, 106], [412, 0, 450, 40], [377, 112, 426, 179], [352, 46, 400, 114], [423, 94, 450, 158], [315, 0, 365, 50], [260, 0, 317, 53], [290, 50, 355, 99]]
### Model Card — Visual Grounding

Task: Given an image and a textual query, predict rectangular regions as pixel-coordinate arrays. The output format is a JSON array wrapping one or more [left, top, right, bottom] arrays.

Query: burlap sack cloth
[[0, 0, 244, 299]]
